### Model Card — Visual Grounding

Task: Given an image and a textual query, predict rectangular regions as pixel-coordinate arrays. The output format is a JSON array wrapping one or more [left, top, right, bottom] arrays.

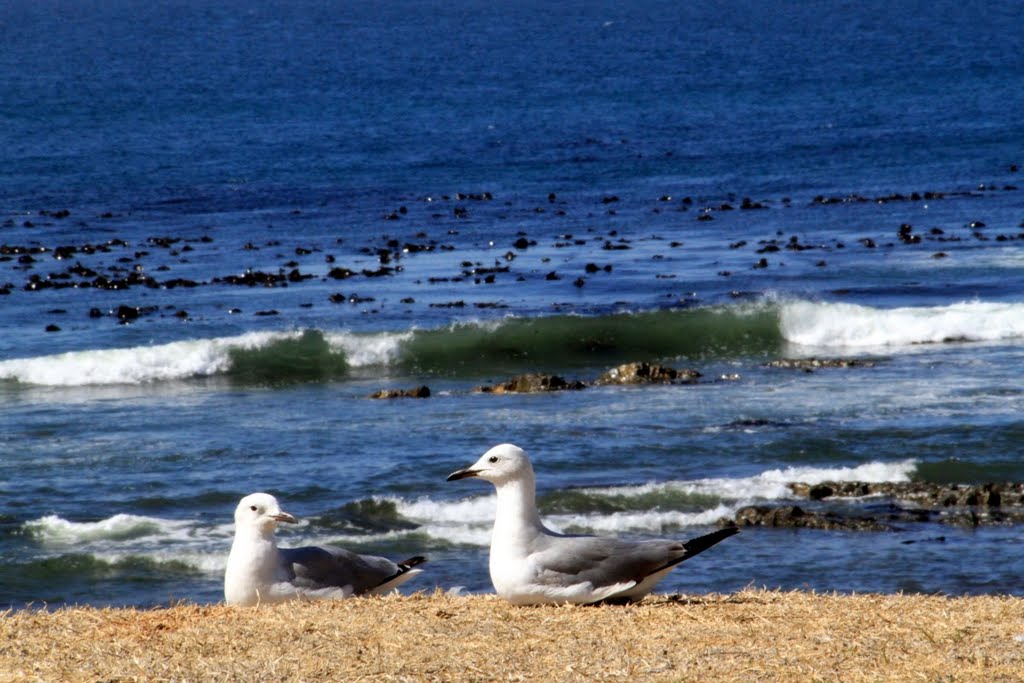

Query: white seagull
[[447, 443, 738, 605], [224, 492, 425, 606]]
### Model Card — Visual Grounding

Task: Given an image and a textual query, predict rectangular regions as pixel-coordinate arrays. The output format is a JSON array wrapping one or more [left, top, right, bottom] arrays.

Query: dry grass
[[2, 590, 1023, 682]]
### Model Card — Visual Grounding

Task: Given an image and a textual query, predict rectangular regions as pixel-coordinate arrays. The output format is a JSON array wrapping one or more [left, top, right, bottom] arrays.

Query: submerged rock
[[766, 358, 877, 371]]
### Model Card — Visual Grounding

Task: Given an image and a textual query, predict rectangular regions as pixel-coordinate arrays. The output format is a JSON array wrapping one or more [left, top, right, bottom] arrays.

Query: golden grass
[[2, 590, 1023, 682]]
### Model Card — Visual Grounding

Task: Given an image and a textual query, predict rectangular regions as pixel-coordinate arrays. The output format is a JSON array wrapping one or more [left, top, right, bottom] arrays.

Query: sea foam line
[[780, 300, 1024, 349], [0, 329, 413, 386], [394, 459, 918, 544], [24, 513, 202, 545], [0, 332, 293, 386]]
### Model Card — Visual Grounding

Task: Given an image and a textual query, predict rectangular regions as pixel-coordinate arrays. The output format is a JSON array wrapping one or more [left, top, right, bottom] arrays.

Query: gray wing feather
[[532, 535, 684, 588], [280, 545, 403, 594], [531, 526, 739, 590]]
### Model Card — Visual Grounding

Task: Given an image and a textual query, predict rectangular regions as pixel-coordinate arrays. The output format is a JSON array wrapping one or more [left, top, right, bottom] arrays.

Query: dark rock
[[781, 480, 1024, 528], [362, 267, 395, 277], [163, 278, 199, 288], [369, 386, 431, 399], [327, 267, 355, 280], [732, 505, 890, 531], [766, 358, 877, 371], [475, 373, 586, 394], [808, 484, 835, 501], [116, 305, 140, 321], [594, 362, 701, 385], [45, 324, 61, 332]]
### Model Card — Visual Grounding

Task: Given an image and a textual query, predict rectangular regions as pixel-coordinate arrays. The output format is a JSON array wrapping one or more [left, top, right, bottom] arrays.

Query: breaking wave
[[1, 299, 1021, 386]]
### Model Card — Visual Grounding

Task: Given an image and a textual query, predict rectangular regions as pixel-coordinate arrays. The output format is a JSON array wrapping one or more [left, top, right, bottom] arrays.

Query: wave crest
[[2, 299, 1021, 387], [780, 300, 1024, 348]]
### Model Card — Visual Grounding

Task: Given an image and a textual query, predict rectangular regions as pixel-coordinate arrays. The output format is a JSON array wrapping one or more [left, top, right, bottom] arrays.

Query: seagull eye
[[250, 505, 258, 512], [488, 456, 498, 463]]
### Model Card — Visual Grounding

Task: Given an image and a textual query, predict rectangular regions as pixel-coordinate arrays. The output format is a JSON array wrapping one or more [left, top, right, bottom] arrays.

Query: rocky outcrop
[[474, 374, 586, 394], [732, 505, 893, 531], [368, 386, 431, 399], [765, 358, 877, 371], [727, 481, 1024, 531], [788, 481, 1024, 508], [594, 362, 701, 385], [473, 363, 705, 394]]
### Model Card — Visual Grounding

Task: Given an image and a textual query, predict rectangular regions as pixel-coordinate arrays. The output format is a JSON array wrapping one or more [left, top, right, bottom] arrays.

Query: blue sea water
[[1, 0, 1023, 608]]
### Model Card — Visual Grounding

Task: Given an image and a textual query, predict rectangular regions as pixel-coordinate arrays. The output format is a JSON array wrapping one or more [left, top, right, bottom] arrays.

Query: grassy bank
[[2, 590, 1022, 682]]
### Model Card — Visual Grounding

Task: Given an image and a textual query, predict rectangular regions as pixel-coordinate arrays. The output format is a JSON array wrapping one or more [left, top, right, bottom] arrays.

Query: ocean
[[1, 0, 1022, 609]]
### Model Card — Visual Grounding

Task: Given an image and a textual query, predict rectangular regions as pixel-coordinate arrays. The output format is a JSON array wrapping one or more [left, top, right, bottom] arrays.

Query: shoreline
[[3, 590, 1022, 682]]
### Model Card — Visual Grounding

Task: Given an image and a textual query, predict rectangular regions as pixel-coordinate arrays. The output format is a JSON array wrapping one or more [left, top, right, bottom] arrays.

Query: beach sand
[[2, 590, 1022, 682]]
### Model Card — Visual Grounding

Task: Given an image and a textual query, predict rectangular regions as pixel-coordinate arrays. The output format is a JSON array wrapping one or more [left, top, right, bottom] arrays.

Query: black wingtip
[[682, 526, 739, 559], [399, 555, 427, 570]]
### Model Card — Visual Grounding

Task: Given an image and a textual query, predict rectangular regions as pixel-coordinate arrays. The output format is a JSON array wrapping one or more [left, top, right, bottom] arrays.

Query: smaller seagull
[[448, 443, 738, 605], [224, 492, 426, 606]]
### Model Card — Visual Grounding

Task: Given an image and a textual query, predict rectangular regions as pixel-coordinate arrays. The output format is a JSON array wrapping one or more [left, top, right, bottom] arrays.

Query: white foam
[[25, 513, 197, 545], [93, 550, 227, 574], [780, 300, 1024, 349], [548, 504, 737, 535], [415, 460, 918, 544], [392, 495, 497, 546], [395, 494, 498, 524], [0, 331, 297, 386], [324, 330, 412, 367], [0, 329, 427, 386], [590, 459, 917, 503]]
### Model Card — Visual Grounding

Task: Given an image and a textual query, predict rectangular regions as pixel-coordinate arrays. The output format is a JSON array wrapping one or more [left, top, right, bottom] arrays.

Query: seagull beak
[[447, 467, 481, 481], [271, 511, 297, 524]]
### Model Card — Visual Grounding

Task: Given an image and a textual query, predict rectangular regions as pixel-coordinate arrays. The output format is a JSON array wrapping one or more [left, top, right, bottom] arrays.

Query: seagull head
[[447, 443, 535, 487], [234, 492, 297, 535]]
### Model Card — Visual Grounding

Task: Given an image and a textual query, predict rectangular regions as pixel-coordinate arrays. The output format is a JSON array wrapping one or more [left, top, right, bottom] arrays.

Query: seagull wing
[[534, 536, 678, 590], [280, 545, 425, 596], [532, 527, 738, 601]]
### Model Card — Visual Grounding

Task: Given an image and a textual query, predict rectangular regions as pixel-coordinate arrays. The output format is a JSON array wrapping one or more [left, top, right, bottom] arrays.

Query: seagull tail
[[368, 555, 428, 595], [398, 555, 427, 571], [680, 526, 739, 561]]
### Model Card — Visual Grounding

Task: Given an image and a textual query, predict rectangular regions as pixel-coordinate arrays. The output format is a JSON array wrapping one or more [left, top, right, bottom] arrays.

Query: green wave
[[226, 329, 349, 384], [399, 306, 783, 376], [538, 487, 724, 515], [0, 554, 199, 605]]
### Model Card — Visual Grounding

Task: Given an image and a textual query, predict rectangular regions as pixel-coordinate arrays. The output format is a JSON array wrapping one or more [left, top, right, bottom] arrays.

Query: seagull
[[447, 443, 738, 605], [224, 492, 426, 606]]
